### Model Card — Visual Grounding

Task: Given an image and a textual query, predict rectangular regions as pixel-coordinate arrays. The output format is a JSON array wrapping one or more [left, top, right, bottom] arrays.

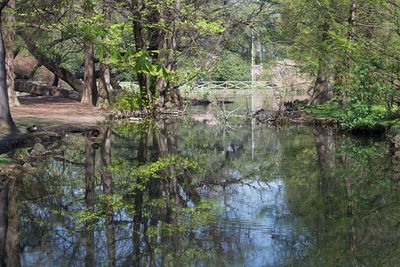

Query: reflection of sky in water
[[199, 179, 309, 266], [21, 180, 308, 267]]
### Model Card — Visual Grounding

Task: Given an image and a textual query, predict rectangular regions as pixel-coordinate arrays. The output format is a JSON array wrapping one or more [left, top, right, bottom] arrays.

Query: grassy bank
[[305, 101, 400, 131]]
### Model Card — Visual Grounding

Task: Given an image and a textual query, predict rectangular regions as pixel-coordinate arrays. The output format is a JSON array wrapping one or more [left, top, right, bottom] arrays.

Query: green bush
[[339, 58, 396, 109], [338, 100, 386, 129], [335, 58, 397, 128], [306, 100, 394, 129], [111, 89, 141, 111], [208, 52, 250, 81]]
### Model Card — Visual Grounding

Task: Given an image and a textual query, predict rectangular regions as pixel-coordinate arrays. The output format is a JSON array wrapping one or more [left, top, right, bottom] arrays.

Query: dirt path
[[11, 96, 107, 127]]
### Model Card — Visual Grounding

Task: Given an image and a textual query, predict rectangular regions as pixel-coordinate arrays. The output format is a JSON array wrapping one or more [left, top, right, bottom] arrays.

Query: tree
[[3, 0, 19, 107], [81, 0, 98, 106], [277, 0, 400, 109], [97, 0, 113, 106], [99, 0, 272, 109], [0, 0, 16, 131], [17, 0, 86, 94], [278, 0, 343, 104], [21, 35, 85, 93]]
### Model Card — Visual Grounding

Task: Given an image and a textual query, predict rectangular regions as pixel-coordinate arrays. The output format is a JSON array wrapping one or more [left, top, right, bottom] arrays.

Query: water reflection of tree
[[100, 127, 115, 267], [3, 119, 281, 266], [279, 126, 400, 266], [8, 121, 228, 265], [0, 176, 19, 267], [6, 120, 400, 266], [84, 131, 95, 267]]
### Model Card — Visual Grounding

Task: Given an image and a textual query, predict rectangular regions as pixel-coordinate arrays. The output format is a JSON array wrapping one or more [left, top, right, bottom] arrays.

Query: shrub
[[111, 89, 141, 111], [208, 52, 250, 81]]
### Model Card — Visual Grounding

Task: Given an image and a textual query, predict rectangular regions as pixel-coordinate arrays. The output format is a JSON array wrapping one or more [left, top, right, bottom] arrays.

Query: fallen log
[[15, 80, 80, 100]]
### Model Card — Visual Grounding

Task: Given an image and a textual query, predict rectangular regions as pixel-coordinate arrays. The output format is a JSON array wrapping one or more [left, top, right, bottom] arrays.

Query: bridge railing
[[187, 81, 308, 95], [119, 81, 309, 95], [191, 81, 274, 90]]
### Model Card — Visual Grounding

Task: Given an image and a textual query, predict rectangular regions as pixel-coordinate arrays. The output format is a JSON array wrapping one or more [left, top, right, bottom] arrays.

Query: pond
[[1, 103, 400, 266]]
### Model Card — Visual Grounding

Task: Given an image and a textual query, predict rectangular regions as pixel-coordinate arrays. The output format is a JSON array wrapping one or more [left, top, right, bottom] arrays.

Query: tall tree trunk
[[3, 0, 18, 107], [333, 2, 357, 103], [98, 62, 111, 106], [147, 6, 162, 98], [98, 0, 113, 107], [310, 22, 331, 105], [348, 3, 357, 41], [81, 42, 97, 105], [310, 63, 330, 104], [156, 2, 181, 109], [0, 6, 16, 131], [81, 1, 97, 106], [131, 0, 152, 107]]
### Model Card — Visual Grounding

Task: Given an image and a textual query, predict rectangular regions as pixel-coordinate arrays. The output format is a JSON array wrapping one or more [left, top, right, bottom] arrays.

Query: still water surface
[[1, 103, 399, 266]]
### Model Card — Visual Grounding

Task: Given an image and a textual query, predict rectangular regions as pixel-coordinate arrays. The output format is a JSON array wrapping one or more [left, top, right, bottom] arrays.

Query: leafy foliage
[[307, 58, 399, 129], [111, 88, 141, 111], [208, 51, 250, 81]]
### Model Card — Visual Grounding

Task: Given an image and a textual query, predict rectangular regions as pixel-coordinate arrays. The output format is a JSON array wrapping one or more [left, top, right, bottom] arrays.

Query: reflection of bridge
[[189, 81, 307, 95]]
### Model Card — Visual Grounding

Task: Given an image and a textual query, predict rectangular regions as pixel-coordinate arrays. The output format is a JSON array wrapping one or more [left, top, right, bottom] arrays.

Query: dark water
[[1, 111, 400, 266]]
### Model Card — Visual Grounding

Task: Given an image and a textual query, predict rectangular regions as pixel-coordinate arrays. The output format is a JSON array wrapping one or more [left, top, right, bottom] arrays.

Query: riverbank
[[0, 96, 106, 154], [11, 96, 107, 127], [251, 100, 400, 130], [250, 100, 400, 159]]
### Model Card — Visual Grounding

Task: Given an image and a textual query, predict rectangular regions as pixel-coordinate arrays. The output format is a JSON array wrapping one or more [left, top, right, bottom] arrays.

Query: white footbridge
[[187, 81, 307, 95]]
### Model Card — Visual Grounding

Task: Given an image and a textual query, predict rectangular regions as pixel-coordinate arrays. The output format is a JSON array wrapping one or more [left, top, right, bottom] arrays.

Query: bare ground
[[0, 96, 107, 153], [11, 96, 107, 127]]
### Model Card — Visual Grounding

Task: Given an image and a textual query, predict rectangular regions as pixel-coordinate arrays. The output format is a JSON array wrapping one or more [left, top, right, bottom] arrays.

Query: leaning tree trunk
[[3, 0, 19, 107], [0, 5, 16, 131], [22, 34, 84, 93]]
